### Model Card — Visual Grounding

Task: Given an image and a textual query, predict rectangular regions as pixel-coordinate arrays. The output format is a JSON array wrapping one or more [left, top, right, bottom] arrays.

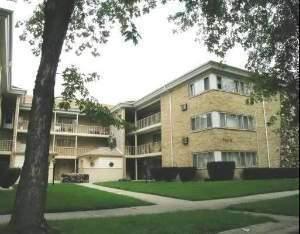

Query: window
[[221, 152, 257, 168], [193, 152, 214, 169], [207, 113, 212, 128], [234, 80, 239, 93], [189, 80, 202, 96], [220, 113, 226, 127], [204, 77, 210, 90], [217, 76, 222, 89], [189, 77, 210, 96], [191, 113, 213, 131], [219, 113, 255, 130]]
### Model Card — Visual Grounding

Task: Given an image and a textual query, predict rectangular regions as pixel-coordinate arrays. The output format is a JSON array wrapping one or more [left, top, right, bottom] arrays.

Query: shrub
[[151, 168, 164, 181], [0, 168, 21, 189], [151, 167, 179, 181], [61, 173, 89, 183], [207, 162, 235, 181], [162, 167, 179, 181], [178, 167, 197, 181], [242, 168, 299, 180]]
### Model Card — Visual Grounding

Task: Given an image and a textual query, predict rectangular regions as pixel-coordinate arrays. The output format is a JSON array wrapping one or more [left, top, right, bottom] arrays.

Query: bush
[[178, 167, 197, 181], [151, 168, 164, 181], [207, 162, 235, 181], [242, 168, 299, 180], [0, 168, 21, 189], [151, 167, 179, 181], [61, 173, 89, 183]]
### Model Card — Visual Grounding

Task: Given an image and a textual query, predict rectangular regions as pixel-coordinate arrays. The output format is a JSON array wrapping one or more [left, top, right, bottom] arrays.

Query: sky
[[12, 1, 248, 106]]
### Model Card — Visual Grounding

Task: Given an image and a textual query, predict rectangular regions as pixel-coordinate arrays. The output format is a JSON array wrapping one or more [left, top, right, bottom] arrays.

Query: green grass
[[41, 210, 274, 234], [0, 184, 151, 215], [99, 178, 299, 201], [229, 195, 299, 217]]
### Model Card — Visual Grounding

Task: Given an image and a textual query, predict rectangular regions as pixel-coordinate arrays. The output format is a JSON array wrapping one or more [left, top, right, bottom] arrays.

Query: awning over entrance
[[79, 147, 123, 158]]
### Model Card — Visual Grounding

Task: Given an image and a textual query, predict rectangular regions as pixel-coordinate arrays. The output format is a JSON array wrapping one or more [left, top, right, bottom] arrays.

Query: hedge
[[61, 173, 89, 183], [178, 167, 197, 181], [150, 167, 179, 181], [242, 168, 299, 180], [0, 168, 21, 189], [207, 162, 235, 181]]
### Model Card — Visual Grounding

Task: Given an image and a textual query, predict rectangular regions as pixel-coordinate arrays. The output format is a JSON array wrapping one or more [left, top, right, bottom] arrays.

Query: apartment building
[[112, 61, 281, 180], [0, 0, 280, 182]]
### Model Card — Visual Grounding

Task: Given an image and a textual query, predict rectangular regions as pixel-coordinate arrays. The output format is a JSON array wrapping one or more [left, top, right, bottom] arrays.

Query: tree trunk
[[10, 1, 75, 233]]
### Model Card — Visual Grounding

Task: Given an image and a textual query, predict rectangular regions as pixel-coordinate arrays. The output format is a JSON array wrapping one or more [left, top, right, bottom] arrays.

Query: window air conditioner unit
[[182, 137, 189, 145], [181, 103, 188, 111]]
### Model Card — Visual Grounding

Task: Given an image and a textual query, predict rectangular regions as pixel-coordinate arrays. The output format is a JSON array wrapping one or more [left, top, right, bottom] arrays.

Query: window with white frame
[[219, 113, 255, 130], [219, 76, 251, 95], [193, 152, 214, 169], [191, 113, 213, 131], [189, 77, 209, 96], [221, 152, 257, 168]]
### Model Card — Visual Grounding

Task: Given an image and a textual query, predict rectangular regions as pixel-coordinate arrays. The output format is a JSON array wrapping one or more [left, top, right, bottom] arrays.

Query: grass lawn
[[0, 184, 150, 215], [0, 210, 272, 234], [99, 178, 299, 201], [229, 195, 299, 217]]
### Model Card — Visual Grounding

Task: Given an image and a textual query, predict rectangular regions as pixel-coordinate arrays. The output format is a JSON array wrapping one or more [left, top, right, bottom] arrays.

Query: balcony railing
[[18, 120, 109, 136], [126, 142, 161, 155], [54, 147, 94, 156], [136, 112, 161, 130], [0, 140, 13, 152], [77, 125, 110, 135]]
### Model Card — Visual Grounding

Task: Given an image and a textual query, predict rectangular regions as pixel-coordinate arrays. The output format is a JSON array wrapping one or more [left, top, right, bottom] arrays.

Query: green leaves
[[58, 66, 134, 130]]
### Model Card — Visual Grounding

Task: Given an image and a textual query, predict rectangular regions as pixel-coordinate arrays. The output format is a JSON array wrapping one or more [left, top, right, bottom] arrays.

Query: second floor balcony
[[136, 112, 161, 130], [18, 120, 110, 136], [125, 142, 161, 156]]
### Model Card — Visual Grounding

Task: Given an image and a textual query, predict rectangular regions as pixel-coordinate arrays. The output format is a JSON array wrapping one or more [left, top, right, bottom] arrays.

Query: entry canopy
[[79, 147, 123, 158]]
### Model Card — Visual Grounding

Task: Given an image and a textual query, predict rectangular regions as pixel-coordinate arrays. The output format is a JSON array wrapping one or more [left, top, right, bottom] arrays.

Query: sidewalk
[[0, 183, 298, 225]]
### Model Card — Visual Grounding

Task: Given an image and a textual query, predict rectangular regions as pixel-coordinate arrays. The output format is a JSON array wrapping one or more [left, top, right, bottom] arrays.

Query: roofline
[[112, 60, 251, 111]]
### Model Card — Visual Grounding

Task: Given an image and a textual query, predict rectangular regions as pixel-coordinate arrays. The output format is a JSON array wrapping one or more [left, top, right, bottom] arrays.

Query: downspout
[[262, 99, 271, 168], [165, 85, 174, 167]]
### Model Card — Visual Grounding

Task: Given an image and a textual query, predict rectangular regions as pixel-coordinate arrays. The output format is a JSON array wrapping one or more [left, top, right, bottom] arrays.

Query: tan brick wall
[[161, 79, 280, 168]]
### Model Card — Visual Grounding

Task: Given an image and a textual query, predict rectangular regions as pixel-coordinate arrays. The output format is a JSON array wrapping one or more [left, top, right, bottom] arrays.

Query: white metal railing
[[136, 112, 161, 130], [0, 140, 13, 152], [55, 146, 76, 156], [77, 125, 110, 135], [54, 123, 75, 133], [18, 120, 109, 136], [126, 142, 161, 155], [54, 146, 94, 156]]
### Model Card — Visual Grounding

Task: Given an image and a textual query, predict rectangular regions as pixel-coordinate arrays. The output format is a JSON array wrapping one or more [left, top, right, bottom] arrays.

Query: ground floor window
[[192, 151, 257, 169], [192, 152, 214, 169], [221, 152, 257, 168]]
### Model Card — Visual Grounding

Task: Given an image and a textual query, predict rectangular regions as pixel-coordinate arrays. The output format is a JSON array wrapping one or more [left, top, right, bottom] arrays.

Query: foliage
[[18, 0, 158, 56], [169, 0, 299, 167], [207, 161, 235, 181], [150, 167, 179, 181], [0, 168, 21, 189], [178, 167, 197, 181], [242, 168, 299, 180]]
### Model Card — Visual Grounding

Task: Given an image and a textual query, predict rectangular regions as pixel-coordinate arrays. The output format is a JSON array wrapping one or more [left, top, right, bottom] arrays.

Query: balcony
[[135, 112, 161, 133], [125, 142, 161, 156], [0, 140, 12, 152], [54, 147, 94, 157], [18, 120, 110, 136]]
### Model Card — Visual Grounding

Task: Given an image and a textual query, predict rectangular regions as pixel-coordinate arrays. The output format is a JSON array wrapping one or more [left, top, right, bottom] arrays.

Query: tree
[[11, 0, 154, 233], [168, 0, 299, 167]]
